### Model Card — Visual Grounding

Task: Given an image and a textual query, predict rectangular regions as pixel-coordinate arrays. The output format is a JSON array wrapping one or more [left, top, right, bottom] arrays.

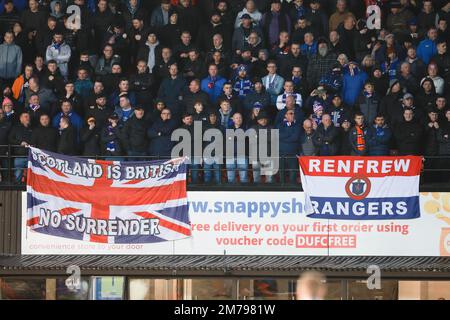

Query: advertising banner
[[22, 191, 450, 256]]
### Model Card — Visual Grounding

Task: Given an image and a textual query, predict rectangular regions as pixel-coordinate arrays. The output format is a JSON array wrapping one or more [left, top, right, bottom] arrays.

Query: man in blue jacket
[[367, 114, 393, 156], [342, 61, 368, 108], [201, 64, 227, 104], [52, 99, 83, 141], [417, 27, 438, 65]]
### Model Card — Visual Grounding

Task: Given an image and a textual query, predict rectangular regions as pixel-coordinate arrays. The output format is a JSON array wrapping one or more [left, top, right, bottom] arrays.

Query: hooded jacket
[[0, 41, 22, 79]]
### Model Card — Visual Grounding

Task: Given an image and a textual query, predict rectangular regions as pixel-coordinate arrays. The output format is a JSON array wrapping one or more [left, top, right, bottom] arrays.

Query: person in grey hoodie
[[0, 31, 22, 86]]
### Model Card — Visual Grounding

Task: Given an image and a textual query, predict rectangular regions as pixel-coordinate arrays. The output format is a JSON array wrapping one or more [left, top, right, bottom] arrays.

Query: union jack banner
[[26, 147, 191, 244]]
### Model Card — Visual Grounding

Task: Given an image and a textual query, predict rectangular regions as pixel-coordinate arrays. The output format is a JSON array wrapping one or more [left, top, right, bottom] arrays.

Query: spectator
[[276, 107, 301, 183], [349, 112, 369, 155], [342, 61, 368, 107], [225, 112, 248, 183], [80, 117, 102, 157], [45, 30, 71, 79], [137, 32, 162, 75], [232, 13, 264, 56], [11, 63, 33, 105], [367, 114, 392, 156], [394, 108, 424, 155], [276, 80, 302, 111], [431, 39, 450, 93], [423, 62, 445, 95], [243, 78, 271, 116], [326, 93, 351, 128], [57, 116, 76, 156], [30, 113, 57, 152], [129, 60, 155, 109], [424, 108, 441, 182], [437, 109, 450, 181], [150, 0, 172, 29], [121, 106, 149, 160], [203, 110, 223, 184], [52, 99, 83, 138], [201, 64, 227, 104], [300, 119, 317, 156], [262, 60, 284, 104], [307, 38, 338, 89], [147, 107, 177, 158], [313, 113, 339, 156], [0, 31, 22, 86], [0, 106, 12, 181], [234, 0, 262, 29], [250, 110, 274, 183], [95, 45, 121, 78], [8, 111, 32, 183], [328, 0, 355, 33], [417, 27, 438, 65], [101, 113, 124, 159], [356, 81, 380, 126], [305, 0, 327, 38], [261, 0, 291, 47]]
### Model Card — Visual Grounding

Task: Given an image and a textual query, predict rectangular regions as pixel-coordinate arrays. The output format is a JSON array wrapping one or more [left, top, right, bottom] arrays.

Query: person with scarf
[[349, 112, 369, 155], [276, 80, 302, 110], [137, 31, 161, 75], [45, 30, 71, 79], [232, 64, 253, 100], [326, 94, 351, 128], [309, 100, 324, 128], [101, 113, 124, 159]]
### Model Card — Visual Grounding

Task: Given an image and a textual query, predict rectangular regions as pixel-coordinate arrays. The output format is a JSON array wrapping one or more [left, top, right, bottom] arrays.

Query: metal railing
[[1, 145, 450, 190]]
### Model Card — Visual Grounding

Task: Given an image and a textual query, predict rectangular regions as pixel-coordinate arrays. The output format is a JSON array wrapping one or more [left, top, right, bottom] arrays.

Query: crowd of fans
[[0, 0, 449, 184]]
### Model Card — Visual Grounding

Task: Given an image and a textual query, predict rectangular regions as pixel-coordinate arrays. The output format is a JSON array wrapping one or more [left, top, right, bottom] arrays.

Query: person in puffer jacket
[[367, 114, 392, 156], [45, 30, 71, 79], [0, 31, 22, 84], [342, 61, 368, 108], [356, 81, 380, 126]]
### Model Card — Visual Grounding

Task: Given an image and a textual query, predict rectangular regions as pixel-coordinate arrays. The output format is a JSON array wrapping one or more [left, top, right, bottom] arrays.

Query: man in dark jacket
[[367, 114, 392, 156], [250, 110, 274, 183], [306, 39, 338, 88], [196, 11, 230, 53], [85, 92, 112, 130], [349, 112, 370, 156], [356, 81, 380, 126], [30, 113, 58, 152], [157, 63, 187, 120], [57, 116, 76, 156], [276, 108, 301, 184], [147, 107, 177, 158], [394, 108, 425, 155], [101, 113, 124, 160], [80, 117, 101, 157], [183, 79, 212, 114], [0, 106, 12, 182], [129, 60, 155, 110], [8, 112, 32, 183], [121, 106, 150, 160], [313, 113, 339, 156]]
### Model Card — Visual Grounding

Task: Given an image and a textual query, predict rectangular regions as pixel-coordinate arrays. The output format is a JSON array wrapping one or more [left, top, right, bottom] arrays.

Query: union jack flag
[[26, 147, 191, 244]]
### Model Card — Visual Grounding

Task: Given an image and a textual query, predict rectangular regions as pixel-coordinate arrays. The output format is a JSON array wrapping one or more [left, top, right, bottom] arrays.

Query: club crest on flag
[[345, 176, 371, 200]]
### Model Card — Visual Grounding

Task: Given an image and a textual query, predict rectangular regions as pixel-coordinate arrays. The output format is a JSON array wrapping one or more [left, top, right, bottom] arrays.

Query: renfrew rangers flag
[[26, 147, 191, 244]]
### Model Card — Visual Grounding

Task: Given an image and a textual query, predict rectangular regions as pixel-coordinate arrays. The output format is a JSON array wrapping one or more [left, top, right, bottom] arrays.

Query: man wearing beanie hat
[[196, 10, 230, 54], [85, 92, 112, 130]]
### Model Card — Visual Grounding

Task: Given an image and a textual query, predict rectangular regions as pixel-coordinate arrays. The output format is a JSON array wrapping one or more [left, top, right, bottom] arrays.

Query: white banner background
[[21, 192, 450, 256]]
